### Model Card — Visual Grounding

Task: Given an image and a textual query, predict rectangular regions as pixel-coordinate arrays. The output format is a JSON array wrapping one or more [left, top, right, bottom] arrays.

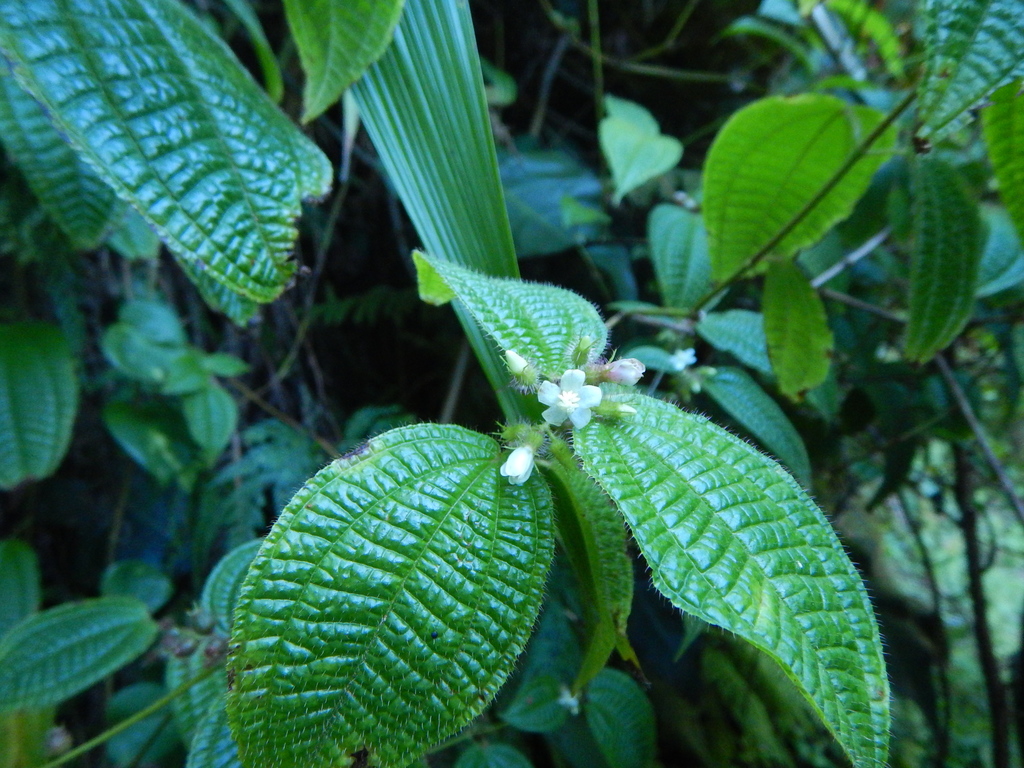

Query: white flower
[[605, 357, 646, 385], [558, 685, 580, 716], [538, 369, 603, 428], [500, 445, 535, 485], [669, 348, 697, 372]]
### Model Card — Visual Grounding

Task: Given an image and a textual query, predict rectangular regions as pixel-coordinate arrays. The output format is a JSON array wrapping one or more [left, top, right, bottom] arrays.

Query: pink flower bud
[[605, 358, 646, 385]]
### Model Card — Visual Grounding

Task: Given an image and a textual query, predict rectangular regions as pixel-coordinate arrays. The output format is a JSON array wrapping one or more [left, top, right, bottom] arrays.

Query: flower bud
[[500, 445, 536, 485], [504, 350, 538, 387], [605, 358, 646, 385], [595, 401, 638, 419]]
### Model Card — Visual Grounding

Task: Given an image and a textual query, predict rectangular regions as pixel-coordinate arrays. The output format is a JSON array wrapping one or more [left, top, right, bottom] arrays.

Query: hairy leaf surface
[[0, 323, 79, 490], [0, 73, 122, 249], [201, 539, 263, 632], [187, 701, 243, 768], [905, 158, 982, 362], [0, 0, 332, 319], [648, 204, 711, 311], [227, 424, 554, 768], [0, 597, 157, 712], [575, 392, 889, 768], [918, 0, 1024, 140], [983, 82, 1024, 241], [414, 250, 607, 376], [703, 95, 896, 282]]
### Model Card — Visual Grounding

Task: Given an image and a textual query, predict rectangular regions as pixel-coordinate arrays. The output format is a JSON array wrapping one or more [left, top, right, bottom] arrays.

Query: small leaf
[[976, 204, 1024, 297], [414, 250, 608, 376], [696, 311, 773, 374], [905, 158, 982, 362], [500, 675, 568, 733], [286, 0, 405, 123], [103, 401, 197, 488], [187, 700, 243, 768], [202, 354, 251, 378], [982, 82, 1024, 241], [201, 539, 263, 632], [101, 560, 173, 614], [0, 597, 158, 713], [918, 0, 1024, 140], [702, 367, 811, 484], [183, 383, 239, 464], [599, 96, 683, 205], [0, 323, 79, 490], [574, 392, 890, 768], [227, 424, 554, 768], [0, 539, 41, 639], [0, 72, 122, 250], [455, 743, 533, 768], [0, 0, 332, 314], [647, 204, 711, 311], [584, 669, 655, 768], [703, 95, 896, 282], [107, 209, 161, 261]]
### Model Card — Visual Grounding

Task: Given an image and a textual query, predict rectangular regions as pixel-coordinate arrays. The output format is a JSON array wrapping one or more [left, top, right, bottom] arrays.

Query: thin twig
[[439, 341, 471, 424], [530, 33, 571, 138], [228, 379, 340, 459], [587, 0, 604, 123], [819, 288, 905, 323], [631, 0, 700, 61], [810, 227, 890, 288]]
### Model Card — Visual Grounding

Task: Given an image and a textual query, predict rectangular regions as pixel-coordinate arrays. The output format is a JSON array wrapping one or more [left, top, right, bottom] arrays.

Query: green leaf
[[285, 0, 405, 123], [647, 204, 711, 311], [976, 204, 1024, 297], [101, 560, 173, 614], [167, 637, 228, 743], [696, 311, 773, 374], [106, 682, 181, 766], [918, 0, 1024, 140], [107, 208, 161, 261], [574, 392, 890, 768], [201, 539, 263, 632], [103, 401, 197, 488], [500, 674, 568, 733], [187, 700, 243, 768], [0, 707, 55, 768], [983, 82, 1024, 242], [414, 250, 608, 377], [599, 96, 683, 205], [702, 367, 811, 485], [0, 323, 79, 490], [0, 597, 158, 713], [0, 72, 122, 250], [703, 95, 896, 282], [221, 0, 283, 103], [0, 0, 332, 313], [0, 539, 41, 639], [825, 0, 904, 79], [455, 744, 532, 768], [202, 354, 251, 378], [584, 669, 655, 768], [183, 383, 238, 464], [227, 424, 554, 768], [763, 262, 834, 399], [905, 158, 982, 362]]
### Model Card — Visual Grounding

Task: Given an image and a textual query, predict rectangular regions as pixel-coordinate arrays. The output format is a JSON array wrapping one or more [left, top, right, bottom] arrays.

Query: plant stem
[[587, 0, 604, 124]]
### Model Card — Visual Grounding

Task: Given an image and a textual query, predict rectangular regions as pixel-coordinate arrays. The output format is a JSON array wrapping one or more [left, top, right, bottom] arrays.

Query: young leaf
[[696, 310, 773, 374], [227, 424, 554, 768], [574, 392, 889, 768], [187, 700, 243, 768], [0, 597, 158, 712], [905, 158, 982, 362], [702, 367, 812, 485], [647, 204, 711, 311], [703, 95, 896, 282], [982, 82, 1024, 241], [183, 382, 239, 464], [599, 96, 683, 205], [584, 668, 656, 768], [0, 0, 332, 317], [0, 539, 41, 639], [201, 539, 263, 631], [0, 323, 79, 490], [285, 0, 405, 123], [414, 250, 608, 376], [763, 262, 834, 399], [918, 1, 1024, 140], [0, 73, 123, 250]]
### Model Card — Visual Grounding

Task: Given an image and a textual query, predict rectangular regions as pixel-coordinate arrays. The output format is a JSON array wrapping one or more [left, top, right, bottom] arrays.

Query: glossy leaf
[[696, 310, 773, 374], [647, 204, 711, 311], [584, 668, 656, 768], [703, 367, 811, 485], [0, 323, 79, 490], [0, 539, 41, 639], [285, 0, 405, 122], [414, 250, 607, 376], [703, 95, 896, 282], [201, 539, 263, 632], [918, 0, 1024, 140], [976, 204, 1024, 297], [101, 560, 173, 614], [187, 700, 243, 768], [183, 383, 238, 464], [983, 82, 1024, 241], [905, 158, 982, 362], [599, 96, 683, 205], [0, 72, 122, 250], [574, 392, 889, 768], [455, 744, 532, 768], [0, 597, 158, 713], [227, 424, 554, 768], [763, 261, 834, 399], [0, 0, 332, 319]]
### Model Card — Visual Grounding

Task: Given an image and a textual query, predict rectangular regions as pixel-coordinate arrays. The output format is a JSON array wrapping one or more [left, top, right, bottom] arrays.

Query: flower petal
[[560, 369, 587, 391], [578, 385, 603, 408], [541, 405, 567, 426], [569, 407, 592, 429], [537, 381, 561, 406]]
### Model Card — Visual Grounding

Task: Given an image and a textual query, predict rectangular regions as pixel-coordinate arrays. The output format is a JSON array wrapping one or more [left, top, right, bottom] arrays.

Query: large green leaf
[[702, 366, 811, 485], [696, 310, 773, 374], [905, 158, 982, 362], [414, 250, 608, 377], [201, 539, 263, 632], [574, 392, 889, 768], [0, 323, 79, 490], [0, 73, 122, 250], [0, 597, 158, 712], [227, 424, 554, 768], [703, 95, 896, 282], [599, 96, 683, 205], [918, 0, 1024, 140], [0, 539, 41, 639], [285, 0, 405, 123], [0, 0, 332, 320], [763, 261, 834, 399], [983, 82, 1024, 242], [647, 204, 711, 311]]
